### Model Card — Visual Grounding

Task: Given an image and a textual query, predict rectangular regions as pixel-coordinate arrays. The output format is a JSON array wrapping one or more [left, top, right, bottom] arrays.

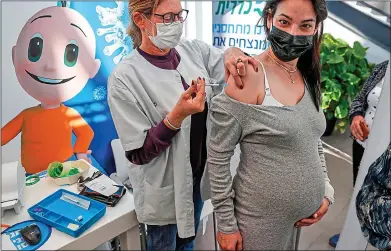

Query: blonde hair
[[128, 0, 160, 49]]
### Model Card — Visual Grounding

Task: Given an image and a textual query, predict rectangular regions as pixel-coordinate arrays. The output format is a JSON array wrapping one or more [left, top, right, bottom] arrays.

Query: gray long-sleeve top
[[207, 90, 335, 233]]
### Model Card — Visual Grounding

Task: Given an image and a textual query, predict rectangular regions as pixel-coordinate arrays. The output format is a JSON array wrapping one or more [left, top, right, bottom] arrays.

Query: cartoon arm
[[1, 112, 24, 146], [68, 108, 94, 162]]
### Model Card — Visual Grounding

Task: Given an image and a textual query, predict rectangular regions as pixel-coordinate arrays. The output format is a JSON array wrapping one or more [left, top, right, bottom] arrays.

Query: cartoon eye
[[28, 33, 43, 62], [64, 40, 79, 67]]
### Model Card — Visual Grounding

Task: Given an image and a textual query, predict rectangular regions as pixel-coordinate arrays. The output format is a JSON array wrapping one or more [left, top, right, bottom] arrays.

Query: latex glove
[[76, 150, 92, 164]]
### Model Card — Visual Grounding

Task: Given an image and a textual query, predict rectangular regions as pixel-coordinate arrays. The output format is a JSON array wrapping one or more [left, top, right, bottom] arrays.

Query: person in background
[[107, 0, 256, 250], [207, 0, 335, 250], [329, 60, 389, 247]]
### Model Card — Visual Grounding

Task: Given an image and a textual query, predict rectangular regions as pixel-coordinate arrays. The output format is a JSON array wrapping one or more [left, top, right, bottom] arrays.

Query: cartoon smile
[[25, 70, 75, 85]]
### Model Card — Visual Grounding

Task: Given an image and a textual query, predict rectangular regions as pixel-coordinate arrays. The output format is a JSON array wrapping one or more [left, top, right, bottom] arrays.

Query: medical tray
[[27, 189, 106, 238]]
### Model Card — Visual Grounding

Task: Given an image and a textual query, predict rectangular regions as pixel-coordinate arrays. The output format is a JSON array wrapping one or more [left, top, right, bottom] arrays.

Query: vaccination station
[[1, 0, 390, 250]]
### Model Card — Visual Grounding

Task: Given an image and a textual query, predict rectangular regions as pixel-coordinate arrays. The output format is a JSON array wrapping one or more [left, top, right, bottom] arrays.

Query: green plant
[[320, 33, 375, 133]]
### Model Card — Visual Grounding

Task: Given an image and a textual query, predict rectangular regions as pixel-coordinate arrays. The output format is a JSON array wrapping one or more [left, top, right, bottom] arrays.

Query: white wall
[[1, 1, 57, 163]]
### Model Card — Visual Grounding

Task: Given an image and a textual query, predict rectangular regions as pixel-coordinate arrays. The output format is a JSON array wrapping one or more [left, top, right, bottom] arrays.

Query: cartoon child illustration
[[1, 5, 101, 175]]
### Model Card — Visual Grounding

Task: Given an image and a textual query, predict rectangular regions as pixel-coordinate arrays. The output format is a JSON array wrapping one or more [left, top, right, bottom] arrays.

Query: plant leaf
[[326, 81, 341, 102], [335, 63, 348, 74], [340, 73, 350, 81], [334, 105, 349, 119], [326, 112, 334, 120], [320, 35, 374, 126], [331, 90, 341, 101], [321, 94, 331, 110], [326, 66, 337, 80], [349, 74, 361, 85], [340, 72, 360, 85], [337, 120, 346, 128], [352, 41, 366, 59], [347, 62, 356, 72], [321, 70, 329, 82], [336, 47, 349, 57], [335, 118, 349, 134], [335, 38, 350, 48], [347, 85, 358, 99], [320, 52, 328, 65], [357, 58, 369, 71], [327, 54, 345, 64], [338, 126, 347, 134], [361, 71, 370, 81]]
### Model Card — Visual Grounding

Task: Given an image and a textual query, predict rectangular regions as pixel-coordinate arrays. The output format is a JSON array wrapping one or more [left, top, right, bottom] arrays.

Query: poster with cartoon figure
[[1, 1, 133, 175], [59, 1, 133, 175], [1, 4, 104, 175]]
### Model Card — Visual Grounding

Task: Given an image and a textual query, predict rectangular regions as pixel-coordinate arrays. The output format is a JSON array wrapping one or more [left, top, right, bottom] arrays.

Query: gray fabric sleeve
[[193, 39, 225, 97], [318, 140, 335, 204], [107, 73, 152, 152], [207, 101, 242, 234]]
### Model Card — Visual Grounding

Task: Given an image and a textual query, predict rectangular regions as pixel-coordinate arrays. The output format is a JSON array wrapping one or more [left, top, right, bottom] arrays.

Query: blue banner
[[61, 1, 133, 174]]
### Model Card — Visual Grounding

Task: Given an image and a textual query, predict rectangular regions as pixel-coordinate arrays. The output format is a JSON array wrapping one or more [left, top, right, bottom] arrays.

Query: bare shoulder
[[225, 59, 265, 105]]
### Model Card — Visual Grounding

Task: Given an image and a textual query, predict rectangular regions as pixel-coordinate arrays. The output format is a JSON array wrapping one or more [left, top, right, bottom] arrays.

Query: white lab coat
[[107, 38, 225, 238]]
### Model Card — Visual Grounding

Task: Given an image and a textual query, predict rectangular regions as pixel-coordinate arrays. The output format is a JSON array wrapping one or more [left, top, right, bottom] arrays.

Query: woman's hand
[[217, 231, 243, 251], [295, 198, 329, 227], [165, 78, 206, 129], [351, 115, 367, 141], [225, 57, 264, 104], [224, 48, 258, 89]]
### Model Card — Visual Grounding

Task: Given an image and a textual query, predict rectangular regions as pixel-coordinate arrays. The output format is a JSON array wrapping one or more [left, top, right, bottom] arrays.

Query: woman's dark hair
[[261, 0, 328, 111]]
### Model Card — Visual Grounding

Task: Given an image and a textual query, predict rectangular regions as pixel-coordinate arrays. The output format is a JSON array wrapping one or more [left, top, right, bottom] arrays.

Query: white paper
[[202, 216, 208, 235], [85, 175, 118, 197]]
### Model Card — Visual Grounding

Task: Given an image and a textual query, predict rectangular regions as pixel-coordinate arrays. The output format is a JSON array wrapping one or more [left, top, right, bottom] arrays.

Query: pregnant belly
[[233, 162, 325, 222]]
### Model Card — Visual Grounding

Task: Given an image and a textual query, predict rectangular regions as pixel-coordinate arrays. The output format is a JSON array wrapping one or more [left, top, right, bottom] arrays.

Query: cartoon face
[[12, 6, 101, 105]]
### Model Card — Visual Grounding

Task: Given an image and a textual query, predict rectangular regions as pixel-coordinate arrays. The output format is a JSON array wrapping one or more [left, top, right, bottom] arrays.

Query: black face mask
[[267, 26, 314, 62]]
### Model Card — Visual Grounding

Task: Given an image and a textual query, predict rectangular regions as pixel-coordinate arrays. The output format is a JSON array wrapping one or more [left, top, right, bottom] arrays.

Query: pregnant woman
[[207, 0, 335, 249]]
